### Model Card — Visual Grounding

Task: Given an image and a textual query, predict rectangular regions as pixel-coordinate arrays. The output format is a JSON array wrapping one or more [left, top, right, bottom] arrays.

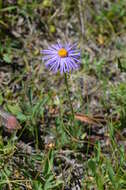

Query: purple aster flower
[[41, 42, 81, 74]]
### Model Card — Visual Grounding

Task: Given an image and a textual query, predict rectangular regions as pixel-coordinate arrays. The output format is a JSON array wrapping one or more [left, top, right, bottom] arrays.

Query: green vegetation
[[0, 0, 126, 189]]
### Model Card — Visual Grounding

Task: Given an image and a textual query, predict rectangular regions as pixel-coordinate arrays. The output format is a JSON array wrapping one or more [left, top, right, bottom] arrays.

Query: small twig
[[78, 0, 85, 41]]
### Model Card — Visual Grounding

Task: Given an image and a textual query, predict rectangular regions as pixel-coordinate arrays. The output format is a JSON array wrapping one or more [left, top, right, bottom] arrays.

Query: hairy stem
[[64, 73, 74, 120]]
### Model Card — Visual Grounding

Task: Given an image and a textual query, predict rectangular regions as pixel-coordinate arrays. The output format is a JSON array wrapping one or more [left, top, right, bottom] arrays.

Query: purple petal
[[42, 41, 81, 74], [66, 42, 78, 51], [57, 40, 62, 48], [69, 52, 81, 57], [41, 49, 57, 54], [53, 58, 60, 73], [71, 57, 81, 63], [45, 57, 57, 67], [69, 58, 78, 69], [43, 55, 58, 62], [50, 44, 60, 51], [49, 61, 58, 71], [60, 59, 65, 74]]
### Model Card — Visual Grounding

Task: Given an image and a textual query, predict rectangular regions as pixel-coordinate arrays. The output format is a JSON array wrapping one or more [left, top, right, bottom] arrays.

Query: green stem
[[34, 125, 38, 150], [64, 73, 74, 120]]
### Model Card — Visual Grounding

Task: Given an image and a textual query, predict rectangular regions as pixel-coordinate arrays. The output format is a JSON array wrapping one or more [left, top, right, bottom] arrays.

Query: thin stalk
[[34, 125, 38, 150], [64, 73, 74, 120]]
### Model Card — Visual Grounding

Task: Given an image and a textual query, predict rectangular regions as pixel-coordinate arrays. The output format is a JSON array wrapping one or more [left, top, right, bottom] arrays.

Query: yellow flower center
[[58, 48, 68, 57]]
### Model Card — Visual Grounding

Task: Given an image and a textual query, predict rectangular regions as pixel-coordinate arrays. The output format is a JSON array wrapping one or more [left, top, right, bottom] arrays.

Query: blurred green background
[[0, 0, 126, 189]]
